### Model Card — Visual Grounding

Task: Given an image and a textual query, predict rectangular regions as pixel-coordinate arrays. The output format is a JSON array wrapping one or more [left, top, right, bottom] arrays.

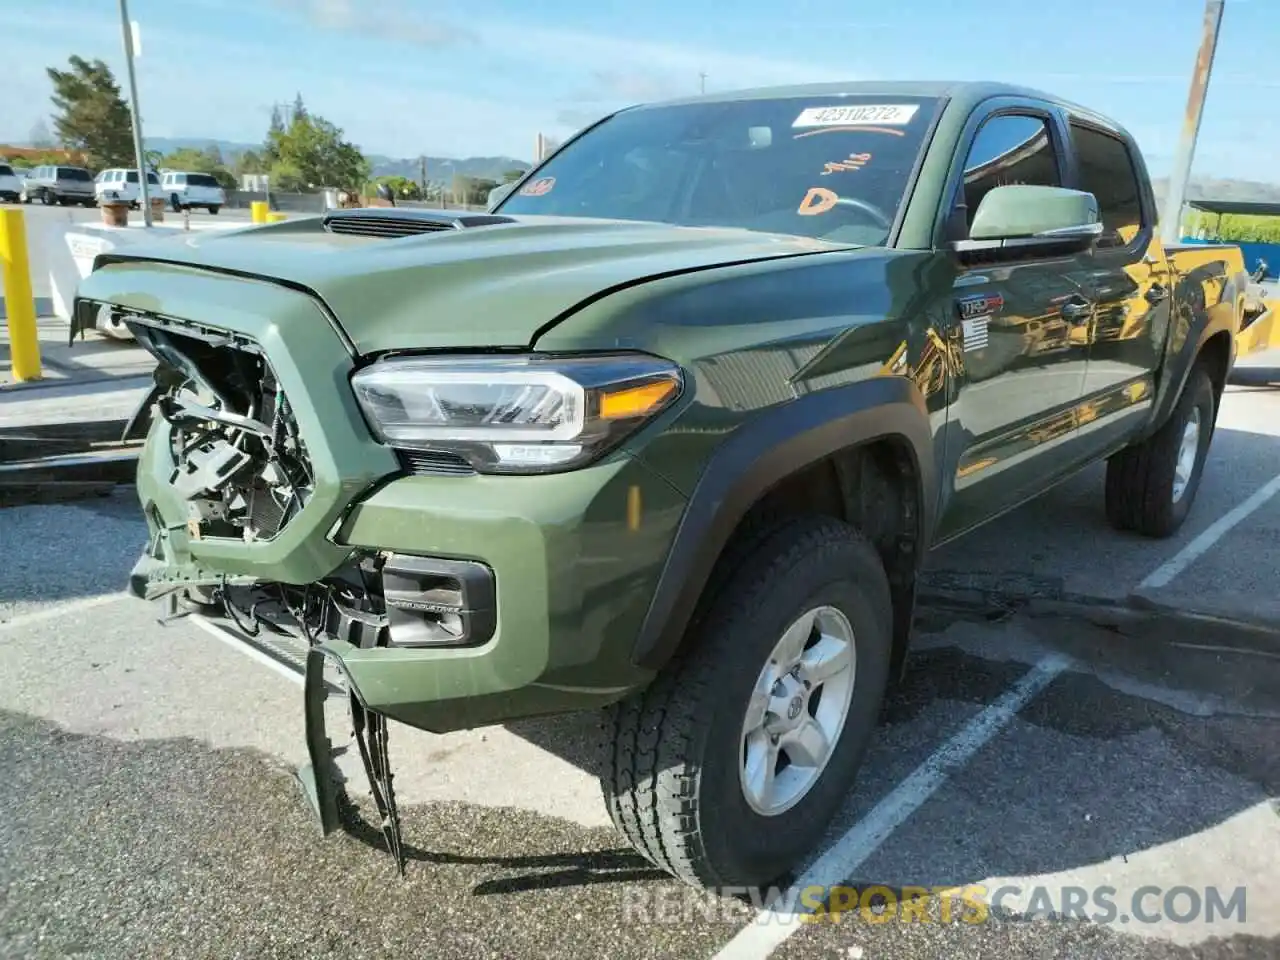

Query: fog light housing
[[380, 554, 496, 647]]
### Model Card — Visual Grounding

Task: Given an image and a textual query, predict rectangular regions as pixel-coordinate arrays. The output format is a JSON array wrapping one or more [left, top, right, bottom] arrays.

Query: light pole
[[118, 0, 152, 225], [699, 72, 707, 95], [1160, 0, 1225, 245]]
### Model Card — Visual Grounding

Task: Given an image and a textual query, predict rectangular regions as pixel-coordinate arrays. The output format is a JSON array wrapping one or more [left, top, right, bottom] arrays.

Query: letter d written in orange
[[797, 187, 838, 216]]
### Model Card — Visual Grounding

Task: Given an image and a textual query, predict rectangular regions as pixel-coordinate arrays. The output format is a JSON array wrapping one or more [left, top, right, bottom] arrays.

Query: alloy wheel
[[1172, 406, 1201, 503], [739, 604, 857, 816]]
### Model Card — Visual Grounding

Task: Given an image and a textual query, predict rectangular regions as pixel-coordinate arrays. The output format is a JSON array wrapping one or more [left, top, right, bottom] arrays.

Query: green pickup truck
[[73, 80, 1244, 892]]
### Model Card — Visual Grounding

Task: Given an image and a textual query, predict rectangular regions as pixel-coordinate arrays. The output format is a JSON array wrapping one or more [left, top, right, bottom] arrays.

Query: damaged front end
[[102, 299, 419, 874], [138, 318, 316, 549]]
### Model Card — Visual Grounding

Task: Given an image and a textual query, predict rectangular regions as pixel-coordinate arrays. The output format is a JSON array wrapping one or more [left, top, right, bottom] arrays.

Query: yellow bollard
[[250, 200, 268, 224], [0, 207, 41, 381]]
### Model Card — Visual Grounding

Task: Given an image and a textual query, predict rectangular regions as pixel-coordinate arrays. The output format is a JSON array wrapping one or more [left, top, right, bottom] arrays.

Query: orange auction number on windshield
[[797, 187, 839, 216]]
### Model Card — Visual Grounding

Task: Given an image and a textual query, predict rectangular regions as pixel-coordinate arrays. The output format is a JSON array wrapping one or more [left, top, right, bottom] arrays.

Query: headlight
[[350, 353, 683, 473]]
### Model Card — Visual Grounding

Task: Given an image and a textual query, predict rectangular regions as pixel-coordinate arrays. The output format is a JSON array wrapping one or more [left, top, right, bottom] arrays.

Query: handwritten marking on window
[[821, 152, 872, 176]]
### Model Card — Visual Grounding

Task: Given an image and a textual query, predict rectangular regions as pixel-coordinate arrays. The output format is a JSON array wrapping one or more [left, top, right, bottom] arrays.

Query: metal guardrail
[[0, 419, 141, 507]]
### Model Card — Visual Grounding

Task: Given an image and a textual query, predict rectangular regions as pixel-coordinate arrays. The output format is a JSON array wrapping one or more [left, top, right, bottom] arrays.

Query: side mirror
[[961, 184, 1102, 251], [487, 182, 515, 211]]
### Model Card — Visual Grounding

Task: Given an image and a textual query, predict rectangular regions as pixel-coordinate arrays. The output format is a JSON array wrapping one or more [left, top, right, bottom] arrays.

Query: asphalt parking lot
[[2, 365, 1279, 958]]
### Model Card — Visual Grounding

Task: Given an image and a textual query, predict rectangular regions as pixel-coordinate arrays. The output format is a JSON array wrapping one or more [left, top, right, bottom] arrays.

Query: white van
[[94, 168, 161, 207], [159, 170, 225, 214]]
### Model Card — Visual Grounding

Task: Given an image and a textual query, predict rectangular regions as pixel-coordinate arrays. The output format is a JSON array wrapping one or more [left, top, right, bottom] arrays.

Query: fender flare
[[1144, 266, 1244, 439], [630, 375, 938, 671]]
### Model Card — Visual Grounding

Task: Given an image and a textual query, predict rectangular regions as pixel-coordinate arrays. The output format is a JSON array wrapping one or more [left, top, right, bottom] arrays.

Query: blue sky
[[2, 0, 1278, 179]]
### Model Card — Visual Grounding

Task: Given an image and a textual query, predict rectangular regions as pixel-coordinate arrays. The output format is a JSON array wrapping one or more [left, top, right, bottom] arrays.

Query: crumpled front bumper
[[86, 258, 687, 735]]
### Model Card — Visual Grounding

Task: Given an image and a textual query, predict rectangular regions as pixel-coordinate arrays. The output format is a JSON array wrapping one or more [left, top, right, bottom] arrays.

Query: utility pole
[[1161, 0, 1225, 245], [699, 72, 707, 95], [419, 155, 427, 198], [118, 0, 151, 225]]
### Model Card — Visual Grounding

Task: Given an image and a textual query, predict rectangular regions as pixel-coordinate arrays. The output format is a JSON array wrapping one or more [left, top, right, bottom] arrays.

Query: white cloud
[[269, 0, 478, 46]]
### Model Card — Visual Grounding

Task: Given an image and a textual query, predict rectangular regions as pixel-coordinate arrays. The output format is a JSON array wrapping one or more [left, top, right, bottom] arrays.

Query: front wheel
[[600, 515, 893, 889], [1105, 363, 1216, 537], [208, 205, 220, 215], [171, 194, 183, 213]]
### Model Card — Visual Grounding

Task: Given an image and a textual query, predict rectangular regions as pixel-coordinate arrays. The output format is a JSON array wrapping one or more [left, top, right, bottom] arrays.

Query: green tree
[[375, 175, 423, 200], [46, 55, 136, 168], [264, 100, 369, 192], [501, 169, 525, 183], [29, 119, 54, 148], [451, 174, 498, 205], [234, 148, 268, 176]]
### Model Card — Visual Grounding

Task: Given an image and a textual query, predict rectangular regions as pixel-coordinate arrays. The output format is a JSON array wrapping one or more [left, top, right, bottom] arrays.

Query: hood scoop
[[320, 207, 516, 239]]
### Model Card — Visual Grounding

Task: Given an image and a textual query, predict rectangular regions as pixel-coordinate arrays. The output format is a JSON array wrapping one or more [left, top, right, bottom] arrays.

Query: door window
[[1070, 122, 1145, 248], [958, 114, 1061, 233]]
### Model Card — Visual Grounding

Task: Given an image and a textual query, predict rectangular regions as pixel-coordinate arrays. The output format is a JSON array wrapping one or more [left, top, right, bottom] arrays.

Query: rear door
[[933, 103, 1097, 541], [1066, 118, 1171, 457]]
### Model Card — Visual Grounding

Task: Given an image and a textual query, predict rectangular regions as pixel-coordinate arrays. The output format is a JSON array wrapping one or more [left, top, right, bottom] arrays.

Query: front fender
[[630, 375, 936, 670]]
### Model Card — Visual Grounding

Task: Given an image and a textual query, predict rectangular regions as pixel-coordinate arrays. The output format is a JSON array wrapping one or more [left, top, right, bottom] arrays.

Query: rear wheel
[[208, 205, 220, 215], [1105, 363, 1216, 537], [600, 515, 893, 889]]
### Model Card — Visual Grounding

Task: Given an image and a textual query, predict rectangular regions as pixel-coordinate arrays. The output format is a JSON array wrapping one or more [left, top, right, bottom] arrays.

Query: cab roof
[[630, 80, 1129, 140]]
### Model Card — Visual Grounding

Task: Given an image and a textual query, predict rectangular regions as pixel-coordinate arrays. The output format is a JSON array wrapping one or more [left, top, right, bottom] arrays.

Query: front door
[[933, 110, 1095, 541]]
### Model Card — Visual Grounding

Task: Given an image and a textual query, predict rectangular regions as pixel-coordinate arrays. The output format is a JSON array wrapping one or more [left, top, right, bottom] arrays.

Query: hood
[[89, 212, 853, 354]]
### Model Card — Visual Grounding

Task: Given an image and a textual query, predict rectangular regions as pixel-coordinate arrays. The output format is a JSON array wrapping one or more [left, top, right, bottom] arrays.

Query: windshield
[[185, 173, 220, 188], [0, 164, 12, 177], [58, 167, 92, 181], [496, 95, 941, 245]]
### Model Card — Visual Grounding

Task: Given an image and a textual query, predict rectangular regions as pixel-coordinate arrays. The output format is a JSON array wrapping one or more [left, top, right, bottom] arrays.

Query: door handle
[[1061, 299, 1093, 323], [1146, 283, 1169, 304]]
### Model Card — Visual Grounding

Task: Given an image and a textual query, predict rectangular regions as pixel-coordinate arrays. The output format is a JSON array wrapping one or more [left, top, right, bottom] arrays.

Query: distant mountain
[[365, 155, 530, 182], [140, 137, 530, 183], [143, 136, 259, 157]]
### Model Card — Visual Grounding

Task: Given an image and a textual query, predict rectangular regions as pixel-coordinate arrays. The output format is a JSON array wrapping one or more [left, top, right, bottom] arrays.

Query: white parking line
[[711, 652, 1071, 960], [0, 591, 130, 632], [1139, 469, 1280, 589]]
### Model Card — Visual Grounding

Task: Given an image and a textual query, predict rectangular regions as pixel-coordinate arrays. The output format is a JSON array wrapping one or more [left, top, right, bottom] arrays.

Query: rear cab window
[[58, 167, 92, 181], [185, 173, 221, 188], [1069, 121, 1146, 248], [496, 94, 944, 246]]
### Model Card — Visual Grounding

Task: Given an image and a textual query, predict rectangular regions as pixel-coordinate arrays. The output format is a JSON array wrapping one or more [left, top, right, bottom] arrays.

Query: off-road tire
[[1105, 362, 1216, 537], [599, 515, 893, 889]]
